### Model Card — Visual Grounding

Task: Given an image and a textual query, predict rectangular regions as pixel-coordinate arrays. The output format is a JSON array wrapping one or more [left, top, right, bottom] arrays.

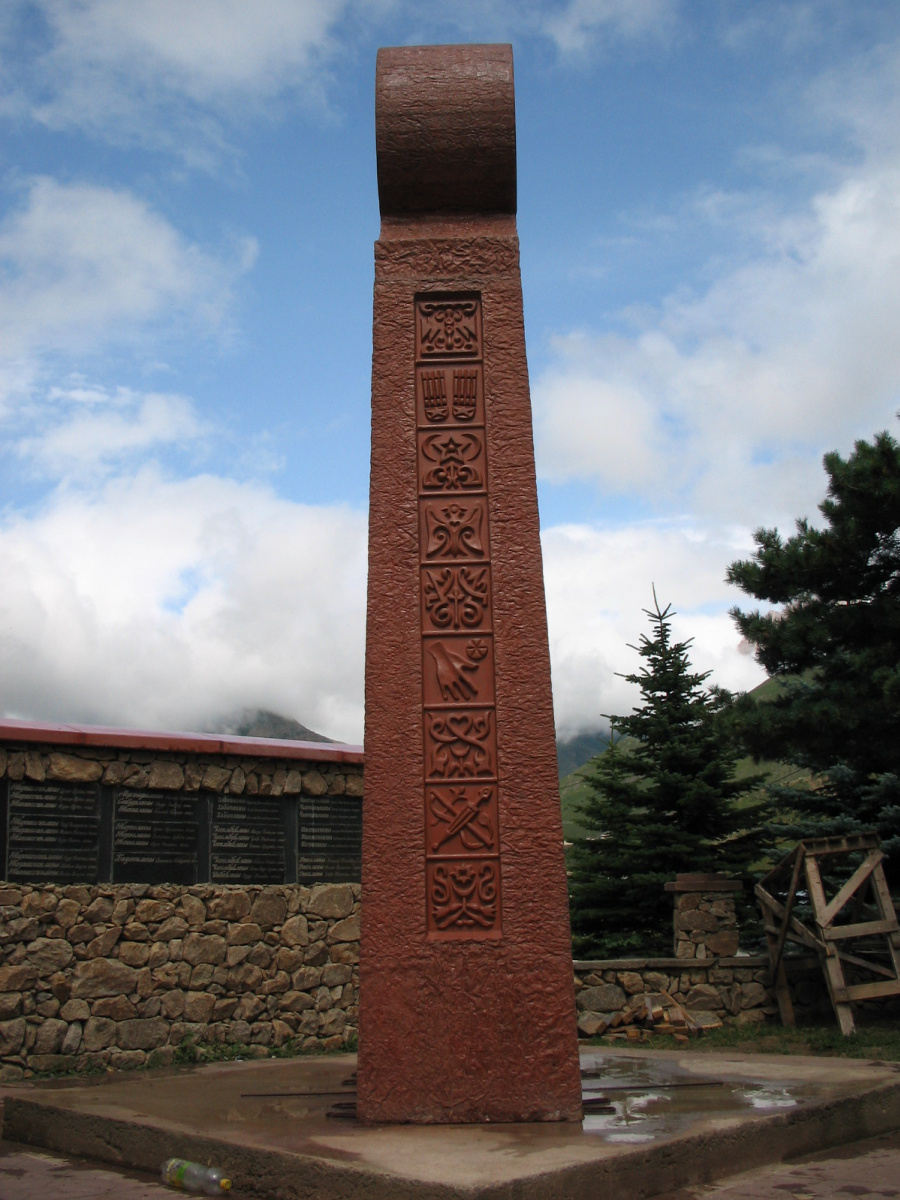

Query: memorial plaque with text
[[211, 795, 285, 884], [113, 789, 199, 885], [298, 796, 362, 884], [4, 780, 100, 883]]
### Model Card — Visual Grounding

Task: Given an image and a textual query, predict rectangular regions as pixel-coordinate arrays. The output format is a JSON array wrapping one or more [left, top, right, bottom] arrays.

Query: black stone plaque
[[298, 795, 362, 883], [113, 789, 199, 885], [4, 779, 100, 884], [211, 795, 285, 884]]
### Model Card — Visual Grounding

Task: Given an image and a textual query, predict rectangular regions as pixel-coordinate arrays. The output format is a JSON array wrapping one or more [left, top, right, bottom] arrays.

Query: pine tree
[[568, 595, 765, 957], [727, 428, 900, 882]]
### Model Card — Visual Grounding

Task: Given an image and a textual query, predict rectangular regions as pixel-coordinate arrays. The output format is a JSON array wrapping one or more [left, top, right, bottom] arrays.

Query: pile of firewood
[[590, 991, 722, 1044]]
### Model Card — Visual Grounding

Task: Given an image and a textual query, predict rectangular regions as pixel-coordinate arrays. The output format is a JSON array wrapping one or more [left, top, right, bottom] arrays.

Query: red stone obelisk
[[358, 44, 583, 1124]]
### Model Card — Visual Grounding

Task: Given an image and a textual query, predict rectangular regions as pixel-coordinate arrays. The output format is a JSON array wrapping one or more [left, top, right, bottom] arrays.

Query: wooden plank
[[867, 864, 900, 977], [834, 948, 899, 980], [821, 947, 856, 1035], [803, 833, 879, 856], [804, 854, 830, 923], [838, 979, 900, 1003], [770, 846, 805, 977], [823, 918, 899, 941], [758, 891, 824, 952], [765, 929, 796, 1028], [819, 850, 883, 928], [758, 843, 801, 893]]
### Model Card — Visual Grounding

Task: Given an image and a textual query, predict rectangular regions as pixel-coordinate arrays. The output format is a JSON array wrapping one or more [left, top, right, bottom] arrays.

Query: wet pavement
[[1, 1050, 899, 1200], [2, 1128, 900, 1200], [659, 1129, 900, 1200], [0, 1141, 170, 1199]]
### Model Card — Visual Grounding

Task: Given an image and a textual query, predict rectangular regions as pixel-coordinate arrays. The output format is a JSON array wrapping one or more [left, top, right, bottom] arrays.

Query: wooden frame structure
[[756, 832, 900, 1034]]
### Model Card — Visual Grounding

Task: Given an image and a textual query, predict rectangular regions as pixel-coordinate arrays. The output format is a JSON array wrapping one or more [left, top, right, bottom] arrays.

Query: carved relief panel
[[416, 293, 501, 940]]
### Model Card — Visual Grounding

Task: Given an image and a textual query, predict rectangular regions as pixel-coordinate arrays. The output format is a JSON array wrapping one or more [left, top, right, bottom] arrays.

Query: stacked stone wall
[[0, 882, 359, 1083], [573, 956, 828, 1037], [0, 743, 363, 798]]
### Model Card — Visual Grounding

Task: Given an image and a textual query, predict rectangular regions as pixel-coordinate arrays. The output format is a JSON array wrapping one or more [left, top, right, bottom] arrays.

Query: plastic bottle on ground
[[161, 1158, 232, 1194]]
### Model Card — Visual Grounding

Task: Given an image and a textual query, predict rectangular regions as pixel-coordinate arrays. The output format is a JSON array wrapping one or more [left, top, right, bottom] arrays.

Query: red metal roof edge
[[0, 718, 364, 764]]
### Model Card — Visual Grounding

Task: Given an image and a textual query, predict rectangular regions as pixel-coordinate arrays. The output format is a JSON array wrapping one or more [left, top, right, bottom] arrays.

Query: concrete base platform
[[4, 1049, 900, 1200]]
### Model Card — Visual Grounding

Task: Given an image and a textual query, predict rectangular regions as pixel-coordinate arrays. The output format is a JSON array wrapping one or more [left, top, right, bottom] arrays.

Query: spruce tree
[[727, 428, 900, 882], [568, 595, 764, 957]]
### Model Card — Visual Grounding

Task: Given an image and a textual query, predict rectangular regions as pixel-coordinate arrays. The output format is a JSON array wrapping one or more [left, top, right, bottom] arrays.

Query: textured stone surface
[[376, 44, 516, 217], [359, 44, 581, 1125], [577, 984, 627, 1013]]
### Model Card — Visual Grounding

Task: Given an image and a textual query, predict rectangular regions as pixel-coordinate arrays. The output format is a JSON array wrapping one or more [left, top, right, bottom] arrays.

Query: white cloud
[[4, 0, 348, 157], [16, 387, 205, 478], [533, 112, 900, 528], [543, 520, 766, 737], [543, 0, 678, 53], [0, 469, 367, 742], [0, 177, 252, 363]]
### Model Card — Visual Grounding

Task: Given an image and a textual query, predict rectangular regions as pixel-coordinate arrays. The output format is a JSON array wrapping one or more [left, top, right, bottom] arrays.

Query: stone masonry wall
[[573, 955, 827, 1037], [664, 873, 741, 960], [0, 743, 363, 799], [0, 882, 359, 1083]]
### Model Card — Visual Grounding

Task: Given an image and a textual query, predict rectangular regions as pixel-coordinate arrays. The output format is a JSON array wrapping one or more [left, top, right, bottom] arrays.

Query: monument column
[[359, 43, 583, 1124]]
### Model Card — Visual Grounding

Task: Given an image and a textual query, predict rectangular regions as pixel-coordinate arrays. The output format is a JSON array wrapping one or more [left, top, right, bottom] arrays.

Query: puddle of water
[[580, 1056, 808, 1143]]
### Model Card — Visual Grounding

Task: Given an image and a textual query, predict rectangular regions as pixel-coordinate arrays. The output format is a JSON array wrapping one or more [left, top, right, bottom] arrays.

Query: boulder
[[147, 762, 184, 790], [181, 934, 226, 967], [183, 992, 216, 1023], [0, 964, 38, 991], [201, 766, 231, 793], [0, 917, 39, 945], [576, 984, 626, 1013], [46, 753, 103, 783], [61, 1022, 83, 1055], [249, 892, 287, 928], [280, 915, 309, 947], [740, 981, 769, 1009], [54, 899, 81, 929], [307, 885, 354, 920], [155, 917, 189, 941], [227, 922, 263, 947], [327, 915, 360, 943], [87, 928, 121, 958], [118, 942, 151, 967], [71, 959, 137, 999], [117, 1018, 169, 1051], [0, 1017, 27, 1056], [280, 991, 316, 1012], [683, 984, 722, 1011], [322, 964, 352, 987], [28, 1053, 76, 1073], [328, 943, 359, 966], [577, 1012, 608, 1037], [705, 930, 740, 956], [674, 909, 719, 933], [92, 995, 137, 1020], [34, 1019, 67, 1055], [26, 938, 77, 976], [83, 1017, 117, 1051], [301, 769, 328, 796], [135, 899, 176, 924], [0, 994, 22, 1020], [60, 999, 91, 1021], [207, 893, 251, 921]]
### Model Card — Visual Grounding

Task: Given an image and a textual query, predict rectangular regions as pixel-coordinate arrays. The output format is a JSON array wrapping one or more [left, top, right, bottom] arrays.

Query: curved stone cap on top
[[376, 43, 516, 216]]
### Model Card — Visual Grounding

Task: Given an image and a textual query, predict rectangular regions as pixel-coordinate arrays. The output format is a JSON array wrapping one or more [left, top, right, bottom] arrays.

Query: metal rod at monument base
[[358, 44, 583, 1125]]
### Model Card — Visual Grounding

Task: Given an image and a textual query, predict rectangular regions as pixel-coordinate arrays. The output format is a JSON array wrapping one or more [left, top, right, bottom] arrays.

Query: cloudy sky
[[1, 1, 898, 744]]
